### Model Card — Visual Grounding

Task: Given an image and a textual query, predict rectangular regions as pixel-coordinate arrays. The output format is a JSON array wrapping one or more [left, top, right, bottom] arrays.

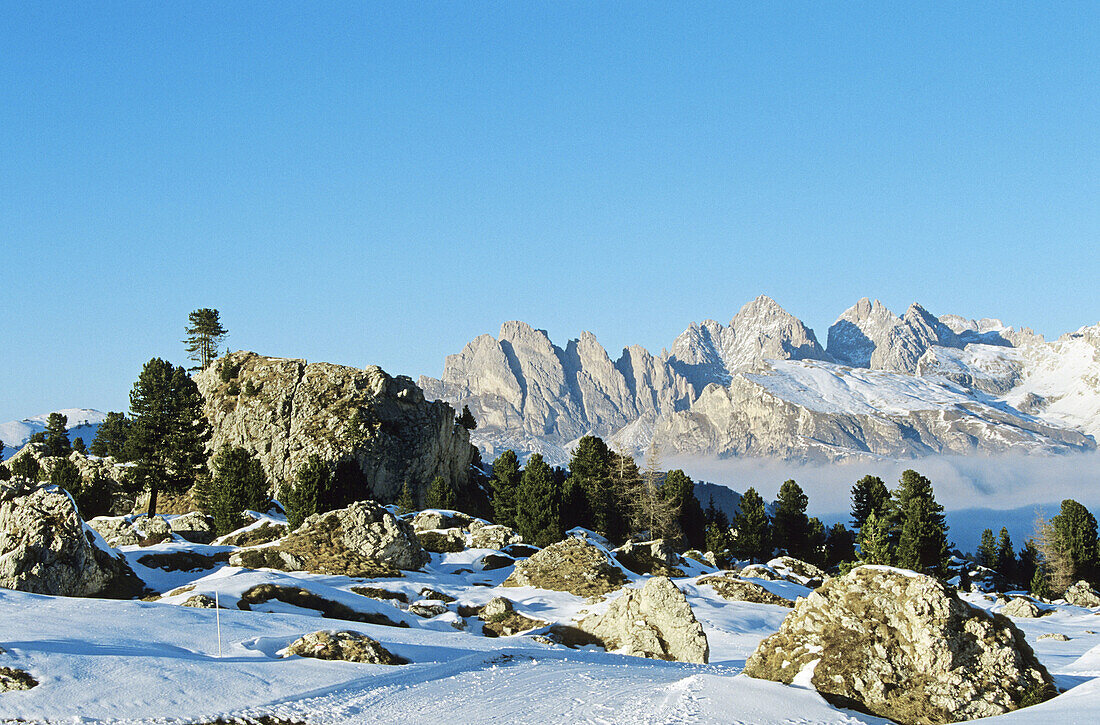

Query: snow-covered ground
[[3, 526, 1100, 724]]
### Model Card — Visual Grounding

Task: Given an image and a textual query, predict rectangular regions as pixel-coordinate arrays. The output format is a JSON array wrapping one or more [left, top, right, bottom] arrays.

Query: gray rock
[[698, 573, 795, 607], [411, 510, 473, 532], [739, 564, 783, 581], [0, 480, 142, 597], [578, 576, 709, 664], [283, 630, 404, 665], [1002, 597, 1043, 619], [415, 528, 465, 553], [196, 351, 477, 505], [168, 511, 215, 544], [479, 596, 513, 620], [409, 601, 449, 618], [0, 666, 37, 691], [613, 539, 685, 576], [468, 524, 522, 550], [503, 536, 627, 598], [1038, 632, 1070, 642], [766, 556, 826, 587], [180, 594, 220, 608], [1064, 580, 1100, 608], [86, 516, 141, 547], [745, 566, 1054, 725]]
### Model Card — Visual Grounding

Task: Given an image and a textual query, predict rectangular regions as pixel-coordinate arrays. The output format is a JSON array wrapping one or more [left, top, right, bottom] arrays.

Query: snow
[[0, 408, 106, 459]]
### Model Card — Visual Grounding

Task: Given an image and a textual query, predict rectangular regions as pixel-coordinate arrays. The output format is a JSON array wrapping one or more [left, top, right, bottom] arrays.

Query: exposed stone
[[698, 573, 795, 607], [503, 536, 627, 598], [502, 543, 539, 558], [1002, 597, 1044, 619], [0, 480, 143, 598], [283, 630, 405, 665], [238, 584, 408, 627], [197, 351, 477, 505], [744, 566, 1055, 725], [215, 520, 287, 547], [469, 524, 522, 550], [0, 666, 37, 691], [1038, 633, 1070, 642], [479, 597, 513, 620], [739, 564, 783, 581], [613, 539, 684, 577], [137, 551, 226, 572], [168, 511, 216, 544], [86, 516, 141, 547], [577, 576, 708, 664], [350, 586, 408, 604], [181, 594, 221, 608], [409, 602, 449, 618], [419, 587, 456, 603], [479, 553, 515, 571], [766, 556, 826, 587], [411, 510, 472, 532], [416, 528, 465, 553], [229, 545, 399, 579], [683, 549, 717, 568], [482, 611, 546, 637], [1064, 580, 1100, 608]]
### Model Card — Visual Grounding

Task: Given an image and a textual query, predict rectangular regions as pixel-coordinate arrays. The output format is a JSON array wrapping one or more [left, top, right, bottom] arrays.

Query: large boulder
[[229, 500, 428, 574], [698, 572, 795, 607], [411, 510, 473, 532], [86, 515, 172, 547], [468, 524, 522, 550], [0, 480, 143, 598], [283, 630, 404, 665], [613, 539, 685, 576], [168, 511, 216, 544], [767, 556, 826, 586], [196, 351, 477, 504], [1002, 597, 1044, 619], [1063, 580, 1100, 608], [744, 566, 1054, 725], [577, 576, 708, 664], [503, 536, 627, 598]]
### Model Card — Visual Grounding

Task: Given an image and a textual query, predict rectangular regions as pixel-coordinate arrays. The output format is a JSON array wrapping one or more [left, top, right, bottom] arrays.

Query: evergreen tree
[[1051, 499, 1100, 582], [806, 516, 828, 567], [1034, 511, 1075, 595], [977, 528, 997, 568], [606, 450, 640, 543], [397, 480, 416, 514], [773, 479, 811, 560], [0, 463, 8, 482], [285, 454, 329, 530], [75, 471, 113, 518], [43, 412, 71, 457], [208, 446, 269, 535], [1031, 562, 1052, 599], [90, 412, 132, 459], [490, 450, 521, 528], [71, 437, 86, 455], [730, 487, 771, 562], [896, 494, 951, 575], [662, 469, 706, 550], [515, 453, 562, 547], [995, 527, 1017, 582], [704, 499, 732, 555], [426, 476, 457, 510], [10, 455, 41, 481], [634, 441, 679, 540], [457, 405, 477, 430], [183, 308, 228, 370], [1017, 540, 1040, 591], [850, 474, 889, 530], [560, 475, 590, 532], [568, 436, 613, 535], [49, 457, 82, 496], [825, 522, 856, 569], [127, 358, 211, 517], [857, 510, 892, 565]]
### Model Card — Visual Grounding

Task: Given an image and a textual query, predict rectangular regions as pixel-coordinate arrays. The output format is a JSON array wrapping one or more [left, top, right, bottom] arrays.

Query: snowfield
[[3, 529, 1100, 724]]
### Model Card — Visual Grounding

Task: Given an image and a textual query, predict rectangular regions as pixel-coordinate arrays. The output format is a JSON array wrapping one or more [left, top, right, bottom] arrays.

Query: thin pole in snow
[[215, 588, 222, 658]]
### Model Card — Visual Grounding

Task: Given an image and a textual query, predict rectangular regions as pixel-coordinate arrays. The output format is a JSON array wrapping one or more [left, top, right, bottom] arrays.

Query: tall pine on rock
[[977, 529, 997, 568], [184, 308, 228, 371], [568, 436, 613, 536], [857, 510, 892, 565], [515, 453, 562, 547], [662, 469, 706, 550], [1051, 499, 1100, 582], [128, 358, 210, 517], [44, 413, 72, 457], [490, 450, 521, 528], [90, 412, 132, 459]]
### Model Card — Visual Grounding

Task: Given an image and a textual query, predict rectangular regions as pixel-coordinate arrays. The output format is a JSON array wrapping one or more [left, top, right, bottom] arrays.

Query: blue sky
[[2, 3, 1098, 423]]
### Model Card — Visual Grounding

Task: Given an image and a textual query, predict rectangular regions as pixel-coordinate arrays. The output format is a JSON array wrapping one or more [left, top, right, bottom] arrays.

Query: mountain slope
[[0, 409, 105, 460]]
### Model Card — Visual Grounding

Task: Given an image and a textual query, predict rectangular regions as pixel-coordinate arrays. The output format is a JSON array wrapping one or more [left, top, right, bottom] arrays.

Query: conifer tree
[[71, 437, 86, 455], [662, 469, 706, 550], [857, 509, 892, 565], [1017, 540, 1040, 591], [568, 436, 613, 535], [995, 527, 1016, 582], [457, 405, 477, 430], [426, 476, 457, 510], [977, 529, 997, 568], [208, 446, 269, 535], [731, 487, 771, 562], [704, 499, 733, 555], [49, 457, 82, 497], [773, 479, 811, 560], [825, 522, 856, 568], [850, 474, 889, 530], [560, 475, 590, 532], [128, 358, 210, 517], [1051, 499, 1099, 582], [44, 412, 71, 457], [634, 441, 679, 540], [515, 453, 562, 547], [606, 450, 641, 543], [1031, 562, 1052, 599], [10, 455, 40, 481], [890, 470, 949, 575], [1034, 511, 1074, 595], [184, 308, 228, 371], [285, 454, 329, 530], [490, 450, 521, 528], [90, 412, 132, 459], [398, 480, 416, 514]]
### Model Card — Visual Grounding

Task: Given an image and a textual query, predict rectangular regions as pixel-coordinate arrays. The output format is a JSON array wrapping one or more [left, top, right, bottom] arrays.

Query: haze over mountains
[[420, 296, 1100, 465]]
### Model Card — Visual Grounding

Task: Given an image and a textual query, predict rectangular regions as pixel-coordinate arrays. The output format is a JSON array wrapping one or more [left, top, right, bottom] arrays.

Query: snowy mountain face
[[0, 409, 105, 460], [424, 297, 1100, 464]]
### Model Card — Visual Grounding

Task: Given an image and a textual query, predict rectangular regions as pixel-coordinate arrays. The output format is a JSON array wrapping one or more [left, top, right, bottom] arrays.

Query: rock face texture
[[197, 351, 477, 504], [1063, 580, 1100, 608], [613, 539, 685, 577], [229, 500, 427, 575], [744, 566, 1054, 725], [578, 576, 709, 664], [503, 536, 626, 598], [0, 480, 142, 597], [283, 630, 404, 665], [697, 573, 794, 607]]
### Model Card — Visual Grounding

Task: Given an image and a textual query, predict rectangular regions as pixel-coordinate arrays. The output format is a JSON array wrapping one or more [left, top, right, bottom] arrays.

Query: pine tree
[[606, 450, 641, 543], [426, 476, 457, 510], [49, 457, 82, 497], [10, 455, 41, 481], [71, 437, 86, 455], [43, 412, 71, 457], [633, 441, 679, 540], [568, 436, 613, 535], [515, 453, 562, 547], [208, 446, 269, 535], [1017, 540, 1040, 591], [560, 475, 590, 532], [1034, 510, 1074, 595], [890, 470, 949, 575], [995, 527, 1016, 583], [90, 412, 132, 459], [773, 479, 811, 560], [825, 522, 856, 568], [662, 469, 707, 550], [850, 474, 889, 530], [1031, 562, 1052, 599], [977, 529, 997, 568], [183, 308, 228, 371], [398, 480, 416, 513], [1051, 499, 1099, 582], [730, 487, 771, 562], [285, 454, 329, 530], [128, 358, 211, 517], [490, 450, 521, 528], [457, 405, 477, 430], [857, 510, 891, 565]]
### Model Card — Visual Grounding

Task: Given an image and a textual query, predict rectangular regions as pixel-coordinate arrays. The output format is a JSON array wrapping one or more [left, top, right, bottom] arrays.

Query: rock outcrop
[[698, 573, 794, 607], [1002, 597, 1044, 619], [229, 500, 427, 575], [578, 576, 708, 664], [613, 539, 684, 577], [503, 536, 627, 598], [744, 566, 1054, 724], [468, 524, 522, 550], [197, 351, 477, 504], [1063, 580, 1100, 608], [168, 512, 215, 544], [0, 480, 142, 598], [283, 630, 404, 665], [766, 556, 826, 587], [0, 666, 37, 691], [86, 515, 173, 548]]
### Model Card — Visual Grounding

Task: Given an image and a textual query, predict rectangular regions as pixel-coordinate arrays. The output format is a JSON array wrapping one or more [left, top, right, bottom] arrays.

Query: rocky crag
[[197, 352, 478, 504]]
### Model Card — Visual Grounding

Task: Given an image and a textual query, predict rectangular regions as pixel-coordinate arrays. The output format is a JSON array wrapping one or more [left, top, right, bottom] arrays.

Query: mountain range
[[419, 296, 1100, 465]]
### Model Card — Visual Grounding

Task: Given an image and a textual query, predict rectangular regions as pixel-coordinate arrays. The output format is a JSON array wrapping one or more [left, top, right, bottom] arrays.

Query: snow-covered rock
[[1064, 580, 1100, 608], [283, 630, 404, 665], [503, 536, 626, 598]]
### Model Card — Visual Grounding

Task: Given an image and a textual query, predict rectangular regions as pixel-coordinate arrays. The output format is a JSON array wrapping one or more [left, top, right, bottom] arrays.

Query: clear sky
[[2, 2, 1099, 424]]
